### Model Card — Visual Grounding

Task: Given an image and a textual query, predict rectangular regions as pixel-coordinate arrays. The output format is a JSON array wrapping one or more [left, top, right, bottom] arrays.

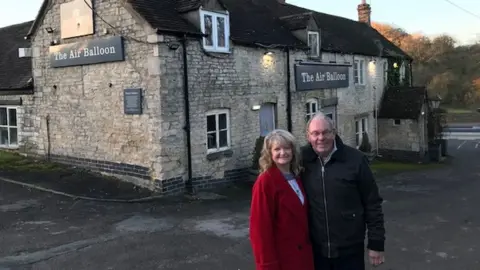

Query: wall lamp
[[168, 42, 180, 50], [45, 27, 55, 34], [252, 105, 261, 111], [264, 51, 274, 56]]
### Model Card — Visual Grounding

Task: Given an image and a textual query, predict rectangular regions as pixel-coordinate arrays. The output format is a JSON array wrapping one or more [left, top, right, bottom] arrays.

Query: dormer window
[[307, 31, 319, 57], [200, 10, 230, 53]]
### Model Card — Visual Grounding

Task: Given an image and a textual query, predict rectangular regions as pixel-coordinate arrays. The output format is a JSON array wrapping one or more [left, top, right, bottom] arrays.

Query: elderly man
[[300, 112, 385, 270]]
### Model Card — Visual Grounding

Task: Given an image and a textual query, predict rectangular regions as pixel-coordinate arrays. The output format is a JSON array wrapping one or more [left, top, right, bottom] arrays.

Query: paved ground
[[1, 140, 479, 270]]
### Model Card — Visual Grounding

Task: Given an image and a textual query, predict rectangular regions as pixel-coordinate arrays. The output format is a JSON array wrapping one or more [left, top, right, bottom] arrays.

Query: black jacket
[[300, 136, 385, 258]]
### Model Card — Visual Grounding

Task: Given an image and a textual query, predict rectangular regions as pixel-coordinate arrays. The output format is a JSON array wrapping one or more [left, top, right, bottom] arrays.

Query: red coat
[[249, 166, 314, 270]]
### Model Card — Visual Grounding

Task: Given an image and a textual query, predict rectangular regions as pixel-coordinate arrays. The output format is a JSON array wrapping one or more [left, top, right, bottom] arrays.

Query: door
[[259, 103, 276, 136]]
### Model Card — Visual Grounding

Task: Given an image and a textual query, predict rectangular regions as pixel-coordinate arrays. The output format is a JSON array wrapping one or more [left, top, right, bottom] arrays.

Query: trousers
[[314, 251, 365, 270]]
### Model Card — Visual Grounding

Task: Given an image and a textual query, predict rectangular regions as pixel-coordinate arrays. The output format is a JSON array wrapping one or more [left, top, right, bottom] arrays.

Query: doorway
[[259, 103, 276, 136]]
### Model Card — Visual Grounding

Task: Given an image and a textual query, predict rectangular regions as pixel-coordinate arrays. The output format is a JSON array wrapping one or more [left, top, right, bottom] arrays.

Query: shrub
[[251, 136, 265, 170], [358, 132, 372, 153]]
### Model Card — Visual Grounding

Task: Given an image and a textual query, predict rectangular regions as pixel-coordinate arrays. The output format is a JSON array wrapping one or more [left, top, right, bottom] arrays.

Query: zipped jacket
[[300, 136, 385, 258]]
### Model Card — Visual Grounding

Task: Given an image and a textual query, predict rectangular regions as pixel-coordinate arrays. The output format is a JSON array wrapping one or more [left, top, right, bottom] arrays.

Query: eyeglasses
[[308, 129, 334, 138]]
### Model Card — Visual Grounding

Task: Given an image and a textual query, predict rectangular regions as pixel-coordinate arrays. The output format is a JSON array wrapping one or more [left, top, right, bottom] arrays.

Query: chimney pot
[[357, 2, 371, 25]]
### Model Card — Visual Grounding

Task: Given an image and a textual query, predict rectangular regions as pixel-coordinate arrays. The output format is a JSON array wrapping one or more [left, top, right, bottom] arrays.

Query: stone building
[[0, 0, 411, 194], [377, 86, 429, 162]]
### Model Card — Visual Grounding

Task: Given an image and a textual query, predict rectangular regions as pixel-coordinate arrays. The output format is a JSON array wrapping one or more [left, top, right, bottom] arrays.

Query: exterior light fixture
[[393, 62, 398, 68], [45, 27, 54, 34], [252, 105, 261, 111], [264, 51, 274, 56]]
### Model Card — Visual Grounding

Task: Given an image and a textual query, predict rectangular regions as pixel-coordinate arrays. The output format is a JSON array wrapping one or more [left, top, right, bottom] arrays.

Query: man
[[301, 112, 385, 270]]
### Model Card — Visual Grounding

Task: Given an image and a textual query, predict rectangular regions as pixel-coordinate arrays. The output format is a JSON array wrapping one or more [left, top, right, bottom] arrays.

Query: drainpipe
[[181, 36, 193, 194], [286, 47, 292, 132]]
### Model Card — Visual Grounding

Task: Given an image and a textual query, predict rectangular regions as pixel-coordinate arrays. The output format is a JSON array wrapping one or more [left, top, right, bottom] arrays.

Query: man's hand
[[368, 250, 385, 266]]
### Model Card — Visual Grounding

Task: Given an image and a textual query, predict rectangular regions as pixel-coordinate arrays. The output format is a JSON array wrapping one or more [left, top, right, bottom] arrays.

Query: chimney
[[357, 0, 371, 25]]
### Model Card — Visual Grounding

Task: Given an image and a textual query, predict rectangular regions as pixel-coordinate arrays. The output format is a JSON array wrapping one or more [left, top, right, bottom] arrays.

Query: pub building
[[0, 0, 411, 194]]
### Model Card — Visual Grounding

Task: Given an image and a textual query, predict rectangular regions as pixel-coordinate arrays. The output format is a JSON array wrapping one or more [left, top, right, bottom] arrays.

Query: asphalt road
[[0, 140, 479, 270], [443, 123, 480, 141]]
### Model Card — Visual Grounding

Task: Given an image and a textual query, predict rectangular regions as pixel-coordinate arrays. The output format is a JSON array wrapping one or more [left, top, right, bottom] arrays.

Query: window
[[393, 119, 401, 126], [206, 109, 230, 152], [354, 59, 365, 85], [305, 99, 318, 122], [200, 10, 230, 53], [383, 61, 388, 85], [355, 117, 368, 147], [399, 62, 406, 81], [307, 31, 320, 57], [0, 107, 18, 147]]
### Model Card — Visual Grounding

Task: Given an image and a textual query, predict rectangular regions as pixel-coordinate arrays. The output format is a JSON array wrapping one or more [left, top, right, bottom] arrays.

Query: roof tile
[[0, 21, 33, 91]]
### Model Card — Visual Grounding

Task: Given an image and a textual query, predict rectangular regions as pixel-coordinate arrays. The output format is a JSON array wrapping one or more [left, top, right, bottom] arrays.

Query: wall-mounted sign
[[294, 63, 350, 91], [124, 88, 143, 115], [60, 0, 94, 39], [49, 36, 124, 68]]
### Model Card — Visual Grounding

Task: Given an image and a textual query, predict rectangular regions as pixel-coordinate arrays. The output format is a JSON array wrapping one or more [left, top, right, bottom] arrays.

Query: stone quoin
[[0, 0, 412, 195]]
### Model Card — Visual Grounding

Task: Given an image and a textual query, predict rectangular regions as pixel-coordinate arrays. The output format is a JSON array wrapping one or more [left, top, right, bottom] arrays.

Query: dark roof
[[128, 0, 202, 36], [279, 12, 314, 30], [176, 0, 202, 13], [219, 0, 304, 47], [0, 21, 34, 91], [26, 0, 410, 59], [378, 87, 427, 119], [272, 2, 410, 59]]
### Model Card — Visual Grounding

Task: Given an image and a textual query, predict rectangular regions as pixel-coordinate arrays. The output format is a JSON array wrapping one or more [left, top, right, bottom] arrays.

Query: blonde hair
[[258, 129, 302, 176]]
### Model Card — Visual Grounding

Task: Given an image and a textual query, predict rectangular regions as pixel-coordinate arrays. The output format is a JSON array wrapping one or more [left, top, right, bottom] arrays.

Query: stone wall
[[23, 0, 163, 189], [158, 37, 332, 189], [0, 0, 400, 195], [321, 53, 386, 149], [378, 119, 425, 153]]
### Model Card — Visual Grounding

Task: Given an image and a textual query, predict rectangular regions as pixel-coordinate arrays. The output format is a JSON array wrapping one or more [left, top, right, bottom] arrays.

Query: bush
[[251, 136, 265, 170], [358, 132, 372, 153]]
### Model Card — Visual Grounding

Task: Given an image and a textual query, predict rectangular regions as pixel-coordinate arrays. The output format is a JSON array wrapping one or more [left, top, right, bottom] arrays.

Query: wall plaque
[[124, 88, 142, 115], [49, 36, 124, 68], [60, 0, 94, 39], [294, 63, 350, 91]]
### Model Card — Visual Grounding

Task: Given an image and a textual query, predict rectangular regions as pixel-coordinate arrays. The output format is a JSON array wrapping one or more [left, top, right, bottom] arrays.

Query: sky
[[0, 0, 479, 45]]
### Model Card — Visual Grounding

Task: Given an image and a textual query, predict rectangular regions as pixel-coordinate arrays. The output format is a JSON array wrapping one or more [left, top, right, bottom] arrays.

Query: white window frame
[[199, 10, 230, 53], [0, 106, 19, 147], [354, 59, 365, 85], [399, 62, 406, 81], [322, 108, 336, 129], [307, 31, 320, 57], [383, 61, 388, 86], [355, 117, 368, 148], [305, 98, 318, 122], [206, 109, 231, 153]]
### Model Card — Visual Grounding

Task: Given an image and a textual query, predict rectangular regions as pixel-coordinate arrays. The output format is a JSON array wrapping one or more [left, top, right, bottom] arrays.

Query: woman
[[249, 129, 314, 270]]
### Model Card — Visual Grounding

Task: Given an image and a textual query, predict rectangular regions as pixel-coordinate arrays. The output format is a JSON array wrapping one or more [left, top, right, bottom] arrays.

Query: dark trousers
[[314, 252, 365, 270]]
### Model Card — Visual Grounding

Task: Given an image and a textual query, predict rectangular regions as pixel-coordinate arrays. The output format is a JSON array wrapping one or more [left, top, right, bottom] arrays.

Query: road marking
[[457, 140, 467, 149], [476, 142, 479, 149]]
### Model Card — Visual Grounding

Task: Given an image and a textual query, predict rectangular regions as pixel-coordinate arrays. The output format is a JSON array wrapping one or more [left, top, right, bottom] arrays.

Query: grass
[[445, 108, 474, 114], [0, 150, 64, 172], [442, 106, 480, 123], [370, 160, 445, 177]]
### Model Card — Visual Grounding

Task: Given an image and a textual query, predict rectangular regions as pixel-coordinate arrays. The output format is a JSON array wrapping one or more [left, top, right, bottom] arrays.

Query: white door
[[259, 103, 276, 136]]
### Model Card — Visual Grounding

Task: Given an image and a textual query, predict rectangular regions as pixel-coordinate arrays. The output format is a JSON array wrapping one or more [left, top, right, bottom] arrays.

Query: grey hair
[[306, 112, 335, 132]]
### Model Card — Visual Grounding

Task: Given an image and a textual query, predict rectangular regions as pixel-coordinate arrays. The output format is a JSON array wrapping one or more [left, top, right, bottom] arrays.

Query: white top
[[283, 173, 305, 205]]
